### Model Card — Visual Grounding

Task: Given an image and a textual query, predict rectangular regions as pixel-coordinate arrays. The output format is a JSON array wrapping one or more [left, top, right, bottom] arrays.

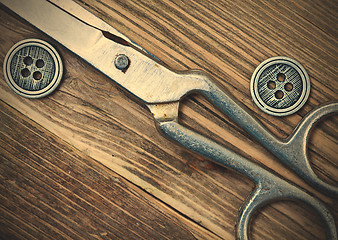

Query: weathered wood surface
[[0, 0, 337, 239]]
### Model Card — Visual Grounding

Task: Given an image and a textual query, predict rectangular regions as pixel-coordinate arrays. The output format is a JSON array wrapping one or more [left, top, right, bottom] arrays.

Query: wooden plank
[[0, 0, 337, 239], [0, 101, 212, 239]]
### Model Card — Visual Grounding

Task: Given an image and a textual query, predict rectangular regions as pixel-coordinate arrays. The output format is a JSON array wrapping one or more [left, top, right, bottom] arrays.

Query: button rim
[[3, 38, 63, 98], [250, 56, 310, 116]]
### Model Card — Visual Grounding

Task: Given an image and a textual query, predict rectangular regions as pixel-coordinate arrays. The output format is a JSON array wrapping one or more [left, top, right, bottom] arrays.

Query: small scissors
[[1, 0, 336, 239]]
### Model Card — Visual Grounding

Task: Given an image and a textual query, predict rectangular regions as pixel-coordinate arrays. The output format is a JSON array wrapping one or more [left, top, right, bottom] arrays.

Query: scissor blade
[[1, 0, 208, 103], [48, 0, 151, 53], [1, 0, 154, 64], [1, 0, 108, 54], [49, 0, 131, 41]]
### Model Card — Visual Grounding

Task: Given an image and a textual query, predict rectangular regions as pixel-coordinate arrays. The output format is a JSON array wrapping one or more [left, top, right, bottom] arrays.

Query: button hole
[[284, 83, 293, 91], [33, 71, 42, 80], [23, 56, 33, 66], [36, 59, 45, 68], [21, 68, 30, 77], [275, 90, 284, 99], [267, 81, 276, 89], [277, 73, 286, 82]]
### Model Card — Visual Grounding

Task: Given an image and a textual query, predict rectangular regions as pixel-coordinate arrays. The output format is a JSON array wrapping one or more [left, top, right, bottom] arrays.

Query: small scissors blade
[[1, 0, 209, 104], [48, 0, 134, 44], [49, 0, 155, 54], [2, 0, 102, 53]]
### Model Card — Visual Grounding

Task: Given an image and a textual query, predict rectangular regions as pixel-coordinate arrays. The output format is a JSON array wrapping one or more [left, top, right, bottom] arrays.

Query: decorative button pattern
[[3, 39, 63, 98], [250, 56, 310, 116]]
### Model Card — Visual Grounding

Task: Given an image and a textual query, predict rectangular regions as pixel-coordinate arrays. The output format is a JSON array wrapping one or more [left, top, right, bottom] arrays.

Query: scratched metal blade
[[48, 0, 155, 56], [49, 0, 132, 42], [2, 0, 104, 54], [1, 0, 204, 103]]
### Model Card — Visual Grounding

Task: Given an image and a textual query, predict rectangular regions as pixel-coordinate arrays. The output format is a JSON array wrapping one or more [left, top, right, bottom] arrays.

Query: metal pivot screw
[[114, 54, 130, 71]]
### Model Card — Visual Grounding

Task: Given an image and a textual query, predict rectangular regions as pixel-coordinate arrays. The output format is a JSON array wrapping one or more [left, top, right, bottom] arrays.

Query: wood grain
[[0, 0, 337, 239]]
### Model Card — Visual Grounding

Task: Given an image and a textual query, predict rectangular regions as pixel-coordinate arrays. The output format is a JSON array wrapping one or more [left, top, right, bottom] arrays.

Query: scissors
[[1, 0, 337, 239]]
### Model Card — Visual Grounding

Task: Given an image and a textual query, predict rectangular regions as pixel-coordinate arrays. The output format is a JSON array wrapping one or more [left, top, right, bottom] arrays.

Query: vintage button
[[250, 56, 310, 116], [3, 39, 63, 98]]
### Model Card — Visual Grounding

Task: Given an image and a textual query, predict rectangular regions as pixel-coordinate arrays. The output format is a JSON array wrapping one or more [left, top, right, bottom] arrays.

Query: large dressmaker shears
[[1, 0, 337, 239]]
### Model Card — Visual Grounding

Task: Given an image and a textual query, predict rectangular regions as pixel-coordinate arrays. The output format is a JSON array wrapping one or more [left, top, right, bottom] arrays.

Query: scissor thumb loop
[[235, 182, 297, 240], [286, 102, 338, 196], [286, 183, 337, 240], [236, 179, 337, 240], [235, 184, 267, 240], [290, 102, 338, 144]]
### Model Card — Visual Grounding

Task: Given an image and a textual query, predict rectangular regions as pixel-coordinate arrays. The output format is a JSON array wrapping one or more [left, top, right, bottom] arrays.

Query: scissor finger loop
[[237, 173, 337, 240], [281, 102, 338, 195], [150, 111, 337, 240]]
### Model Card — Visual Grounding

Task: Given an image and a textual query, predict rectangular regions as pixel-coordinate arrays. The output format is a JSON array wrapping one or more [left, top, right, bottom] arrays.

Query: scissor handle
[[284, 102, 338, 194], [157, 120, 337, 240], [237, 179, 336, 240], [196, 75, 338, 195]]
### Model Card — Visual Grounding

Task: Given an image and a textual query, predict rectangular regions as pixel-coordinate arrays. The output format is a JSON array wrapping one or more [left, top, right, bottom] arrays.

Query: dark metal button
[[3, 39, 63, 98], [250, 56, 310, 116]]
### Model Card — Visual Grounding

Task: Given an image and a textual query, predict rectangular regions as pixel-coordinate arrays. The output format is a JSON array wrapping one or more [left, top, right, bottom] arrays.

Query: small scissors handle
[[199, 76, 338, 195], [148, 71, 337, 239], [156, 120, 336, 240]]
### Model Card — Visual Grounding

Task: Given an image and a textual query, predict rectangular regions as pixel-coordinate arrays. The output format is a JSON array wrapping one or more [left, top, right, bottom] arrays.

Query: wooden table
[[0, 0, 337, 239]]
